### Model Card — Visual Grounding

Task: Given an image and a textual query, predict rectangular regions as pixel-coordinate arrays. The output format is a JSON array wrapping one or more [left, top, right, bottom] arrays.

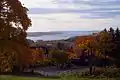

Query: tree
[[114, 28, 120, 66], [57, 42, 64, 50], [115, 28, 120, 41], [0, 0, 31, 72], [66, 48, 77, 59], [97, 29, 115, 67], [108, 27, 115, 41], [51, 49, 69, 69], [103, 28, 107, 32], [75, 36, 98, 56], [75, 36, 98, 74], [31, 48, 44, 64]]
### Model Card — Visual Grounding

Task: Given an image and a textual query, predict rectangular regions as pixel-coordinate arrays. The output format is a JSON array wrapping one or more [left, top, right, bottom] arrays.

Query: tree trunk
[[89, 64, 92, 75], [104, 51, 107, 68]]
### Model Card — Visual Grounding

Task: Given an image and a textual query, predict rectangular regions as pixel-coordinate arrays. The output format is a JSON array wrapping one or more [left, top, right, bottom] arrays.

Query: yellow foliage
[[31, 48, 44, 63]]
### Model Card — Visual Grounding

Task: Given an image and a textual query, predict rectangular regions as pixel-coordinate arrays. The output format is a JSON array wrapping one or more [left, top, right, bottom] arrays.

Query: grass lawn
[[0, 75, 60, 80], [0, 75, 119, 80]]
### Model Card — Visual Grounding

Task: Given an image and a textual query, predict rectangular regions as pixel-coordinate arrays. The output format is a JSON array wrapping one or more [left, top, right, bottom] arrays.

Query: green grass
[[0, 75, 119, 80], [0, 75, 60, 80]]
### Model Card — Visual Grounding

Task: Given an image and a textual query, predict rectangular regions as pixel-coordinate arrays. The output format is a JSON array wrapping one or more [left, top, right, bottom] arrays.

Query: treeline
[[100, 27, 120, 66], [74, 27, 120, 67]]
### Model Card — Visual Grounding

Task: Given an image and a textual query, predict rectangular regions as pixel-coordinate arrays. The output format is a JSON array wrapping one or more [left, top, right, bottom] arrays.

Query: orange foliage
[[31, 48, 44, 64], [73, 35, 97, 57], [66, 51, 78, 59], [75, 36, 96, 46]]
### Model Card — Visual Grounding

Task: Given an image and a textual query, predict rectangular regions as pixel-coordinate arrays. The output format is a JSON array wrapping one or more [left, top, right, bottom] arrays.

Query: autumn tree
[[66, 48, 77, 59], [75, 36, 98, 74], [75, 36, 98, 57], [97, 28, 116, 67], [31, 48, 44, 64], [51, 49, 69, 69], [0, 0, 31, 72]]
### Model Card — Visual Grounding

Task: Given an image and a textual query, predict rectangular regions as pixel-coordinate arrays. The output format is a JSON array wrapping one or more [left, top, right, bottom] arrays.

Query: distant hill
[[27, 32, 62, 37], [27, 31, 99, 41]]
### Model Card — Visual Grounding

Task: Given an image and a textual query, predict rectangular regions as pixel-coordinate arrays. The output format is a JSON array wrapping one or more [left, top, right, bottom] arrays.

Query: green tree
[[114, 28, 120, 66], [115, 28, 120, 41], [0, 0, 31, 72], [51, 49, 69, 69], [97, 29, 115, 67], [108, 27, 115, 41]]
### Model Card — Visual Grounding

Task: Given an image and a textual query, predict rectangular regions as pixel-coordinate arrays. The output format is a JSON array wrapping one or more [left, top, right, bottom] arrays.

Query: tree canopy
[[0, 0, 31, 72]]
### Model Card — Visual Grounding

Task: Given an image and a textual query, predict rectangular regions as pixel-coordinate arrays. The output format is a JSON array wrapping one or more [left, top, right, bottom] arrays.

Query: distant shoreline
[[27, 31, 99, 37], [27, 31, 99, 41]]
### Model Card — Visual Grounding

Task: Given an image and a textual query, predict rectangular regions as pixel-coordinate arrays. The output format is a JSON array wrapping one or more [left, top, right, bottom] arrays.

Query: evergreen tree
[[103, 28, 107, 32], [98, 28, 115, 67], [108, 27, 115, 41], [114, 28, 120, 66], [115, 28, 120, 41]]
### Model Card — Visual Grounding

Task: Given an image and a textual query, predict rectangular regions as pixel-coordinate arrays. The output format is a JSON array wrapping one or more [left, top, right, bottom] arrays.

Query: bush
[[59, 67, 120, 80]]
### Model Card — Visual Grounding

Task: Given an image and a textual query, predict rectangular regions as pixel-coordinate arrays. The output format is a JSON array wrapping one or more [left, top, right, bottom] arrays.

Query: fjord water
[[27, 31, 98, 41]]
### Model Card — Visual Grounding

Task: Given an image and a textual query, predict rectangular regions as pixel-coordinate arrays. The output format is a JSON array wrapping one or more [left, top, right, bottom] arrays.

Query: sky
[[19, 0, 120, 32]]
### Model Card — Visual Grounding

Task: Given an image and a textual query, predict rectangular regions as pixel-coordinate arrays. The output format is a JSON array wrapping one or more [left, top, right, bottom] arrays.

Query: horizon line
[[27, 30, 100, 33]]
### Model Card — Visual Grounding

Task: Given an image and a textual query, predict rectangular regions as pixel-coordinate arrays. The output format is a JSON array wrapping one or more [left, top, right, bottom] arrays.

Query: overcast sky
[[19, 0, 120, 32]]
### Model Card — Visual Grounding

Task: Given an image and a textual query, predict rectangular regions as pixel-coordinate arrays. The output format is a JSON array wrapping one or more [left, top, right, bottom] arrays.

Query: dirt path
[[33, 66, 89, 76]]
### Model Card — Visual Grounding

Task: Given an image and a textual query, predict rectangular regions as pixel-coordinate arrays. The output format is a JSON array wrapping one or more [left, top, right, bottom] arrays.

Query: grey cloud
[[28, 8, 120, 14], [54, 0, 120, 6], [28, 8, 120, 19], [80, 11, 120, 19], [28, 0, 120, 19], [80, 14, 115, 19]]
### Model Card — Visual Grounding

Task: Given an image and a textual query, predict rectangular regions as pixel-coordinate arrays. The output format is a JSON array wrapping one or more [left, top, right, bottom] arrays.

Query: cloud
[[27, 13, 120, 32], [20, 0, 120, 19], [25, 0, 120, 19], [28, 8, 120, 14], [28, 7, 120, 19], [19, 0, 120, 31]]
